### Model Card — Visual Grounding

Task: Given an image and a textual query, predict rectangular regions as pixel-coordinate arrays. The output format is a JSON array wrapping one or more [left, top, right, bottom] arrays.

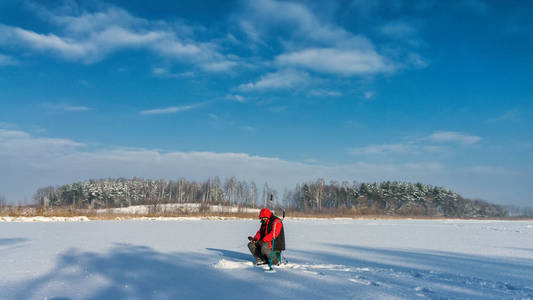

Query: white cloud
[[152, 67, 194, 78], [240, 0, 353, 46], [429, 131, 482, 145], [0, 128, 84, 161], [0, 128, 527, 206], [349, 144, 417, 155], [238, 0, 399, 77], [0, 127, 446, 203], [152, 67, 167, 75], [276, 48, 393, 75], [140, 103, 204, 115], [0, 122, 17, 129], [364, 91, 376, 99], [379, 21, 417, 39], [225, 94, 246, 102], [61, 105, 91, 112], [487, 109, 521, 123], [497, 110, 520, 122], [406, 53, 429, 69], [0, 128, 30, 139], [0, 53, 18, 66], [308, 89, 342, 97], [201, 60, 238, 72], [0, 5, 236, 71], [348, 140, 455, 156], [238, 20, 264, 45], [1, 25, 88, 59], [349, 131, 482, 157], [377, 19, 429, 69], [44, 5, 144, 34], [230, 0, 427, 91], [238, 69, 309, 92], [45, 104, 92, 112]]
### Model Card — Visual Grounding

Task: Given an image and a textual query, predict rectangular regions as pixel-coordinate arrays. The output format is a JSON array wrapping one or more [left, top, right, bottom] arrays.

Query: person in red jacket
[[248, 208, 285, 265]]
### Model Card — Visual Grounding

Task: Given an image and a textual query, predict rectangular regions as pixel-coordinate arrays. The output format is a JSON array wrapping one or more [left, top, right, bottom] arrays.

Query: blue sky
[[0, 0, 532, 206]]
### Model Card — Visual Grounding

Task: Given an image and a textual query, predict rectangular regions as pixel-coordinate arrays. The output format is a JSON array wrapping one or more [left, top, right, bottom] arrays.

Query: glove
[[248, 236, 257, 242]]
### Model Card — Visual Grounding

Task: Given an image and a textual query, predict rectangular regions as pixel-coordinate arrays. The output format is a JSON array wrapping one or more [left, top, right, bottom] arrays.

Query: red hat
[[258, 208, 272, 219]]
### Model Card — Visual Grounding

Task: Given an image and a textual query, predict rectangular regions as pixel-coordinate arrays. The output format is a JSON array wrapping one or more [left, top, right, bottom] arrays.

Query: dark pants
[[248, 241, 280, 265]]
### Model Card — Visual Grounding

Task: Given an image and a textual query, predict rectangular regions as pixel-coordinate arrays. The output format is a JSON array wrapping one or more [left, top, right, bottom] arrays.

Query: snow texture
[[1, 219, 532, 299], [93, 203, 261, 215]]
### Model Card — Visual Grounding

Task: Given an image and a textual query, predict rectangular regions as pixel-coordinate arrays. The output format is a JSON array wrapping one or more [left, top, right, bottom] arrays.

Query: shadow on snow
[[206, 248, 251, 261], [5, 243, 533, 300], [7, 244, 324, 300], [0, 238, 28, 246], [287, 243, 533, 299]]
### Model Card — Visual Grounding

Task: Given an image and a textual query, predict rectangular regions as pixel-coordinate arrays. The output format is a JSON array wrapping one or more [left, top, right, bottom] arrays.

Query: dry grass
[[0, 207, 260, 220], [1, 206, 531, 221]]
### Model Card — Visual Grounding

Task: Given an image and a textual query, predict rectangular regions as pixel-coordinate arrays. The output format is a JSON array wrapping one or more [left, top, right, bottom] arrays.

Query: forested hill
[[34, 178, 507, 218]]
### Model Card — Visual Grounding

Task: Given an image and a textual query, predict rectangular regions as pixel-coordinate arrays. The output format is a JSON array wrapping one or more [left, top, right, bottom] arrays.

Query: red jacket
[[254, 208, 283, 248]]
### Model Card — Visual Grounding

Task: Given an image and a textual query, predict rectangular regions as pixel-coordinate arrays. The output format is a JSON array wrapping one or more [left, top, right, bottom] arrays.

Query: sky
[[0, 0, 532, 207]]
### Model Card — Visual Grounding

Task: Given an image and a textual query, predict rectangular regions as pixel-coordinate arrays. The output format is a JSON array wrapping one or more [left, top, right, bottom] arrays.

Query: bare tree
[[224, 177, 236, 206], [312, 178, 325, 211], [213, 177, 222, 204], [0, 194, 6, 210], [250, 182, 257, 207]]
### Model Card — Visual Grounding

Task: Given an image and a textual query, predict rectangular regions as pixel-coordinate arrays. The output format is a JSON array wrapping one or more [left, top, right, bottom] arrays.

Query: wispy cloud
[[0, 128, 85, 155], [152, 67, 194, 78], [44, 103, 92, 112], [0, 122, 17, 129], [0, 4, 236, 71], [238, 69, 309, 92], [379, 21, 418, 39], [0, 127, 527, 205], [364, 91, 376, 99], [225, 94, 247, 102], [140, 103, 204, 115], [237, 0, 424, 77], [406, 53, 429, 69], [487, 109, 521, 123], [0, 53, 18, 66], [308, 89, 342, 97], [0, 128, 447, 202], [349, 131, 481, 156], [349, 143, 417, 155], [276, 47, 393, 76], [460, 165, 515, 176], [240, 0, 366, 48], [428, 131, 482, 145], [61, 105, 91, 112]]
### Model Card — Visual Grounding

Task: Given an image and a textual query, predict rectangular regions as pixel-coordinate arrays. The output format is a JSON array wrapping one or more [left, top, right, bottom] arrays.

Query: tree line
[[33, 177, 508, 217], [34, 177, 272, 210], [283, 180, 506, 217]]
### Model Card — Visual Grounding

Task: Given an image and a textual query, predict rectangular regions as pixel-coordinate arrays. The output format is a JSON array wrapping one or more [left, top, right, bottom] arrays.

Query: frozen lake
[[1, 218, 532, 299]]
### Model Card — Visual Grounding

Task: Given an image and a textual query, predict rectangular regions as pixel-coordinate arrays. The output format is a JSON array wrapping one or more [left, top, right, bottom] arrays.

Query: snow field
[[1, 219, 532, 299]]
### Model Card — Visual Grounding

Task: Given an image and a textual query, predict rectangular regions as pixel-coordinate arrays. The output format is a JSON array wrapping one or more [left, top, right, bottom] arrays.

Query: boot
[[271, 251, 281, 265], [255, 259, 268, 265]]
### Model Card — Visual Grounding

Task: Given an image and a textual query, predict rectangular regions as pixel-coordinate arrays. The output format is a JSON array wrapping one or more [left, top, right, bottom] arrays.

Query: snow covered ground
[[93, 203, 261, 215], [1, 218, 532, 299]]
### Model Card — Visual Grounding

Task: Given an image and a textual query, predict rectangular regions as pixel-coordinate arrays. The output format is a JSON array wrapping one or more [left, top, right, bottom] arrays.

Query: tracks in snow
[[213, 258, 533, 299]]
